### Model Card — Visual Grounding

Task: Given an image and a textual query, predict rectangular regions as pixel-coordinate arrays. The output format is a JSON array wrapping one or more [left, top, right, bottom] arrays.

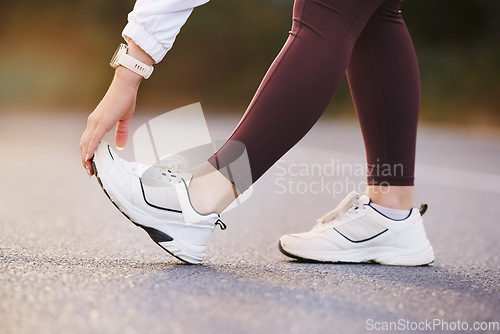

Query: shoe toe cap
[[280, 232, 338, 254], [94, 141, 117, 169], [94, 141, 135, 202]]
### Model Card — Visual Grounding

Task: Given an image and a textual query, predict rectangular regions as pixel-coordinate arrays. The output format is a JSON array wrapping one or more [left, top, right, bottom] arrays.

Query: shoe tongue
[[359, 195, 371, 205]]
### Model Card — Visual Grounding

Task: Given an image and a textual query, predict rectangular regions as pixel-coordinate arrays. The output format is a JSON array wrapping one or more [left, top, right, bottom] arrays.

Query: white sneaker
[[91, 141, 225, 264], [279, 192, 435, 266]]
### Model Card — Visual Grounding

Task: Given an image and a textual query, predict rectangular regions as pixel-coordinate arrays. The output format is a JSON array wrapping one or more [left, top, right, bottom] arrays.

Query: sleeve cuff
[[122, 21, 169, 64]]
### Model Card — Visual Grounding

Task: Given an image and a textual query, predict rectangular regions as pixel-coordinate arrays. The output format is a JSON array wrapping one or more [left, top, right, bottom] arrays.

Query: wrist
[[110, 40, 154, 82], [109, 39, 155, 89], [114, 66, 143, 89], [126, 40, 155, 66]]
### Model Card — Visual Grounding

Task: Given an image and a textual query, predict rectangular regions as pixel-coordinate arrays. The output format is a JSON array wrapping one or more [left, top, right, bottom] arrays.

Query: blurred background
[[1, 3, 499, 332], [0, 0, 499, 127]]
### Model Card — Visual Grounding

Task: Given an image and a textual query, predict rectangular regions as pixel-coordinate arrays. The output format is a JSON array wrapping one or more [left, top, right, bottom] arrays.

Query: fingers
[[79, 77, 138, 177], [79, 116, 98, 176], [87, 125, 107, 164], [79, 120, 94, 176], [115, 118, 130, 150], [79, 130, 89, 165], [83, 158, 94, 176], [79, 113, 106, 176]]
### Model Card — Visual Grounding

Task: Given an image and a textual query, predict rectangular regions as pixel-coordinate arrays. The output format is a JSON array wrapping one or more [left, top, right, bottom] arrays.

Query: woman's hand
[[79, 41, 154, 176], [79, 68, 140, 175]]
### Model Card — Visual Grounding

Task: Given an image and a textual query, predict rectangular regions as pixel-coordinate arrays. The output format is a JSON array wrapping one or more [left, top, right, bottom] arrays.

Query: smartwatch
[[110, 43, 154, 79]]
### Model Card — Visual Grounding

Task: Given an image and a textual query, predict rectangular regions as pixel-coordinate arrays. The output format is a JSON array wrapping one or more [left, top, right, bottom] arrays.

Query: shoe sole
[[91, 158, 202, 265], [278, 240, 434, 266]]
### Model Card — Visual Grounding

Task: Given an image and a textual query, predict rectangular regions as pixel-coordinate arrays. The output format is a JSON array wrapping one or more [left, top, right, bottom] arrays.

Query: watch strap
[[118, 53, 154, 79]]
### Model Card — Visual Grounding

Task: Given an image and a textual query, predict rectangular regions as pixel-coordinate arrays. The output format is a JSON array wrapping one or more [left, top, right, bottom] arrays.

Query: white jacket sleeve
[[122, 0, 209, 64]]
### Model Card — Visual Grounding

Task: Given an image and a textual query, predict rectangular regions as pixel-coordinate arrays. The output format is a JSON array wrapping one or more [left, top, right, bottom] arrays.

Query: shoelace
[[314, 191, 363, 229], [132, 155, 188, 184], [157, 154, 188, 173]]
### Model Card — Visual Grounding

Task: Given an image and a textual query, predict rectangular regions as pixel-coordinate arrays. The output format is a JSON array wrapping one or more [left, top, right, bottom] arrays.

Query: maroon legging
[[208, 0, 420, 191]]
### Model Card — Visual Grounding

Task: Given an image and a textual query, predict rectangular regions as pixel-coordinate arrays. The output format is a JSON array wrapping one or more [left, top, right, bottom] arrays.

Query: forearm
[[80, 1, 209, 173]]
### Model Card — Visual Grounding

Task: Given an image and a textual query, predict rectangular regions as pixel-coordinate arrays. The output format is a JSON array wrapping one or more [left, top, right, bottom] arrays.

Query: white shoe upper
[[93, 141, 223, 264], [279, 192, 435, 266]]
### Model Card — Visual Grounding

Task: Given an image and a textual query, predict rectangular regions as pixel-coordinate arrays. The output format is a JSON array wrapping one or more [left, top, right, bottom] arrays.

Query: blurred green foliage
[[0, 0, 499, 125]]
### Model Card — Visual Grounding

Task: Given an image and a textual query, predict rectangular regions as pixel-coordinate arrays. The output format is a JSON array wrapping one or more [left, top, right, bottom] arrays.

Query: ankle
[[370, 202, 411, 220], [188, 170, 237, 215], [366, 185, 414, 210]]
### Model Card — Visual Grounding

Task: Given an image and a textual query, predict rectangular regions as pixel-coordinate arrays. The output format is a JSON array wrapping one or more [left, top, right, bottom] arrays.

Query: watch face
[[110, 44, 127, 69]]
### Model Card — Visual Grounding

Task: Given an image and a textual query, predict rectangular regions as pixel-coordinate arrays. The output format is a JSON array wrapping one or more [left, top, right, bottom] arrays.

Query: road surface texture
[[0, 112, 499, 334]]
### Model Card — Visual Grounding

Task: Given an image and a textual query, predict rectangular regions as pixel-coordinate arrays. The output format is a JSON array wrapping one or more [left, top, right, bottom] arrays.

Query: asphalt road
[[0, 113, 499, 334]]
